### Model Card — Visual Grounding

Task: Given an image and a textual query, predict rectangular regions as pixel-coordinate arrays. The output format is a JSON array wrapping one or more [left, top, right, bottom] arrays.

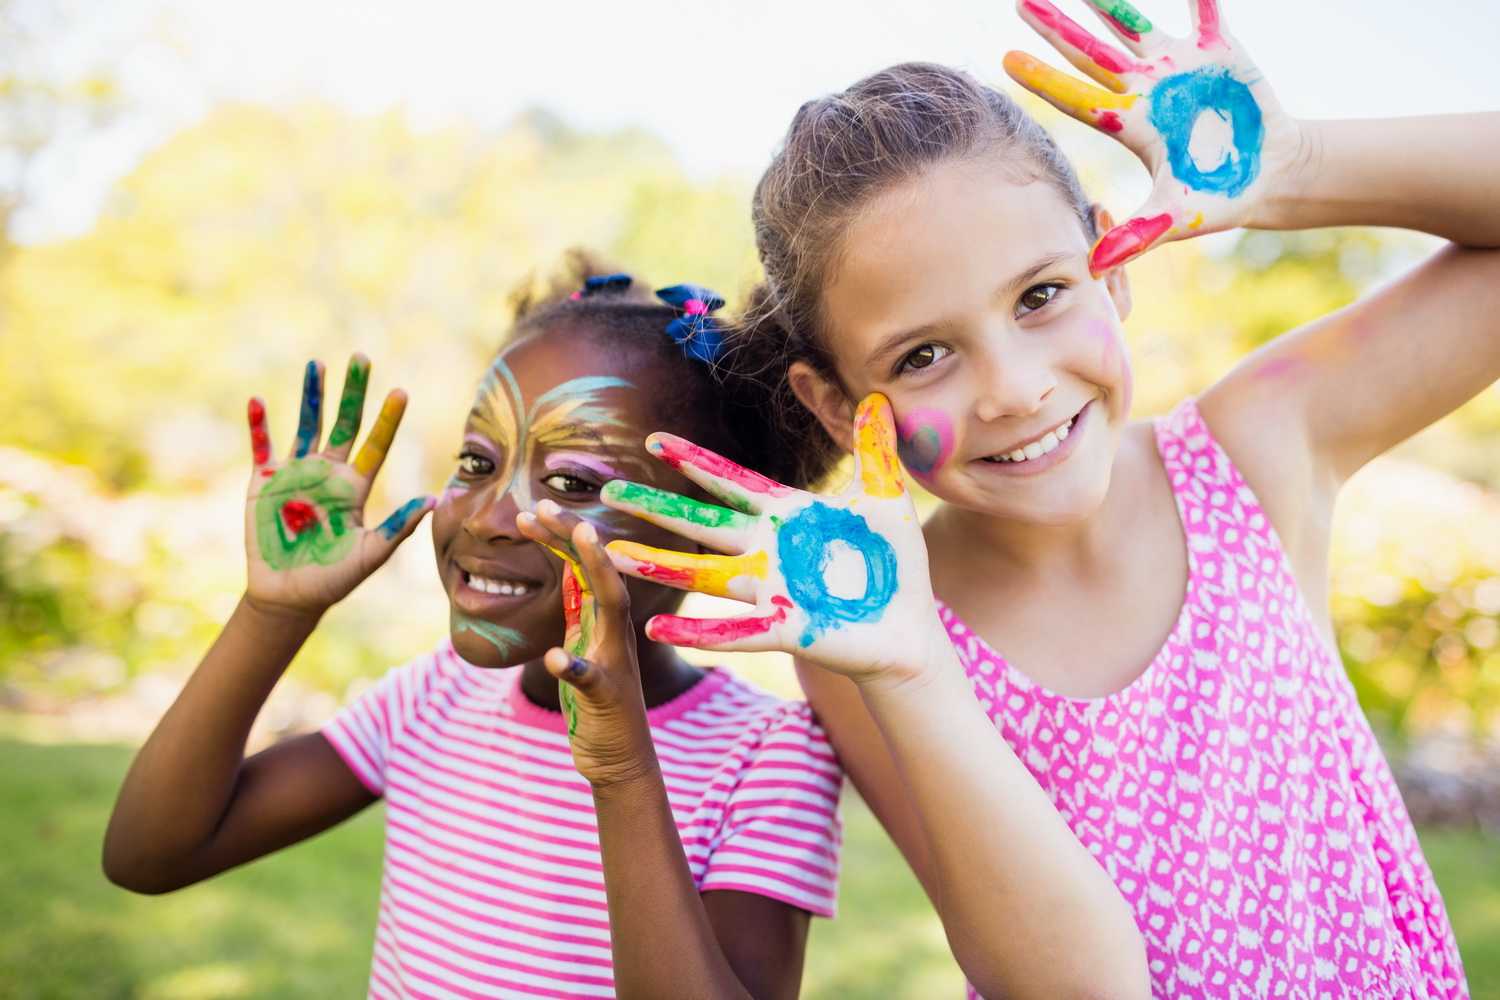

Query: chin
[[447, 609, 550, 669]]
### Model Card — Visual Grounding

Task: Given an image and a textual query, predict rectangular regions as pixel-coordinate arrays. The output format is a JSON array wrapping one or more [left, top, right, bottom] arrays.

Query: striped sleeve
[[698, 702, 844, 917], [322, 646, 447, 796]]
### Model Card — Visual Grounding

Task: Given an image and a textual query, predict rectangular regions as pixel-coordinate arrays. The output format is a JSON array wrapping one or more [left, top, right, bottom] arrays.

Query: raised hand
[[245, 356, 433, 615], [518, 503, 654, 778], [601, 395, 948, 686], [1004, 0, 1304, 272]]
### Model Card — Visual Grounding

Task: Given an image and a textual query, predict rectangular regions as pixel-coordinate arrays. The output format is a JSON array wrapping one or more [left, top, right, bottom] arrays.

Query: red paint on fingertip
[[652, 435, 795, 499], [647, 598, 790, 647], [248, 398, 272, 466], [1024, 0, 1137, 76], [1089, 213, 1173, 273], [1098, 111, 1125, 132]]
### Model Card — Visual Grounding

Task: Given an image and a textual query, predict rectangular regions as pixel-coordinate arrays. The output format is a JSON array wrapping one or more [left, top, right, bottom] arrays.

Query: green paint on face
[[327, 358, 371, 449], [603, 481, 749, 532], [452, 612, 526, 661], [254, 459, 357, 570], [1089, 0, 1153, 33]]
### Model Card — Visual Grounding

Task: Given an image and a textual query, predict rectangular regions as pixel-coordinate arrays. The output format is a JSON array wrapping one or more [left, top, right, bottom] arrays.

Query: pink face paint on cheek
[[895, 408, 956, 479], [1087, 317, 1134, 416]]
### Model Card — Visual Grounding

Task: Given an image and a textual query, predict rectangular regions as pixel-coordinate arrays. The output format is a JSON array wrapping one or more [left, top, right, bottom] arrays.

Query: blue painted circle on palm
[[1148, 67, 1264, 198], [777, 503, 898, 648]]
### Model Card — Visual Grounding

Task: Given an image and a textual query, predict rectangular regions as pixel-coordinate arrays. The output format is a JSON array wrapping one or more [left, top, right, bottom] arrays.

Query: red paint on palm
[[1090, 212, 1174, 273], [650, 434, 795, 500], [1023, 0, 1140, 76], [648, 596, 792, 646], [280, 499, 319, 537], [248, 398, 272, 468], [1098, 111, 1125, 132]]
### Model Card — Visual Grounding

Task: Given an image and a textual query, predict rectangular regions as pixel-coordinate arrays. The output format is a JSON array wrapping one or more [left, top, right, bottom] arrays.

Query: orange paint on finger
[[1004, 51, 1138, 117], [853, 395, 905, 498]]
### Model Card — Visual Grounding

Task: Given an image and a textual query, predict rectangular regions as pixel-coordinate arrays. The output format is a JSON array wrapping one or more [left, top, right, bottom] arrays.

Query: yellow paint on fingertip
[[1004, 51, 1138, 113], [853, 394, 905, 499], [353, 394, 407, 477]]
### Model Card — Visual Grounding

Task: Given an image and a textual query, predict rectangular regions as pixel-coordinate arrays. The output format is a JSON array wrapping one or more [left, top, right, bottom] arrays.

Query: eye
[[457, 451, 494, 476], [897, 343, 951, 376], [541, 471, 600, 500], [1017, 283, 1063, 315]]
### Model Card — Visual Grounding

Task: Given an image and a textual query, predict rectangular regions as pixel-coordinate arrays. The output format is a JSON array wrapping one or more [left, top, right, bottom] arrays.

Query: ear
[[1092, 205, 1133, 322], [789, 360, 856, 453]]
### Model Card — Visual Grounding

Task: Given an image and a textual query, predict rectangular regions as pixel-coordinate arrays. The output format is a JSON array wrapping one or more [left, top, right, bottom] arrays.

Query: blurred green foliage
[[2, 67, 1499, 743]]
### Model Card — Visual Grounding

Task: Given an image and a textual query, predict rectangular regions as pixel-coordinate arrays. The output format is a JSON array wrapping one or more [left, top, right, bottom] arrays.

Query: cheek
[[1084, 318, 1134, 414], [896, 407, 957, 478]]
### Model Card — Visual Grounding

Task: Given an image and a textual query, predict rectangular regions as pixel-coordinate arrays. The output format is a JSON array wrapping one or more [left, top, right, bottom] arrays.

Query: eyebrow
[[864, 250, 1080, 372]]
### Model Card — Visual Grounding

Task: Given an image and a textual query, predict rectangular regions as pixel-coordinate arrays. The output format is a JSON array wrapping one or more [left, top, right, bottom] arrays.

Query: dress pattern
[[940, 399, 1467, 1000]]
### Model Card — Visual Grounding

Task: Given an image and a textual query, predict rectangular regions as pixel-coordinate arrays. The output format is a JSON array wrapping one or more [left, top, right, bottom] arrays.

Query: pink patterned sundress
[[940, 399, 1467, 1000]]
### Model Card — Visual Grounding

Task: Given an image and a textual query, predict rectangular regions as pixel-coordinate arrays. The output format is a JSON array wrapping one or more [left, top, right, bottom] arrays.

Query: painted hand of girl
[[518, 502, 656, 783], [1004, 0, 1303, 272], [244, 356, 434, 615], [601, 395, 946, 687]]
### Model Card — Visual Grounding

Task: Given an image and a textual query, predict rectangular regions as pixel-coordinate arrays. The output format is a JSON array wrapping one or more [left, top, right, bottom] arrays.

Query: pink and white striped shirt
[[323, 640, 843, 1000]]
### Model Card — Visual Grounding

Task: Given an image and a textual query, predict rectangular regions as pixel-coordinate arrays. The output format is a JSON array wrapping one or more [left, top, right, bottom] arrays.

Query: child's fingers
[[521, 500, 583, 562], [292, 360, 326, 459], [544, 646, 609, 697], [325, 354, 371, 462], [1003, 51, 1140, 135], [1191, 0, 1225, 47], [352, 390, 408, 479], [1082, 0, 1156, 49], [1089, 201, 1197, 275], [600, 480, 754, 553], [850, 394, 906, 500], [643, 596, 794, 653], [607, 540, 767, 603], [645, 432, 796, 515], [374, 495, 435, 544], [248, 397, 275, 477], [1017, 0, 1144, 93], [571, 522, 630, 617]]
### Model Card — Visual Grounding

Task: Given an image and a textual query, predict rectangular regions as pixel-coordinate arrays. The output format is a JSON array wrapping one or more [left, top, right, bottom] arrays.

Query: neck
[[517, 630, 704, 714]]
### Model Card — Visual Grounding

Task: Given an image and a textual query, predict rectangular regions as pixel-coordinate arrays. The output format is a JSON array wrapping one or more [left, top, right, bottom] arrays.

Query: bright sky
[[18, 0, 1500, 241]]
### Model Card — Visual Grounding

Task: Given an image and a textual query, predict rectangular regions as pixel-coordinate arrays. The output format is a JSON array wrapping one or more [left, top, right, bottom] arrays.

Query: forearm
[[858, 655, 1149, 1000], [103, 596, 321, 888], [591, 764, 755, 1000], [1258, 114, 1500, 246]]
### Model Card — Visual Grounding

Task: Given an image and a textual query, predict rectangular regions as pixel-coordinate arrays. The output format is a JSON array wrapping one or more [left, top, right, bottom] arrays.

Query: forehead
[[824, 163, 1089, 344], [473, 332, 648, 417]]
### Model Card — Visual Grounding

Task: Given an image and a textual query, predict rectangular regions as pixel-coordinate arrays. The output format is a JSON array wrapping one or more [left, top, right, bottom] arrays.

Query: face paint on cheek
[[895, 408, 956, 479], [451, 611, 526, 662], [1086, 318, 1134, 416]]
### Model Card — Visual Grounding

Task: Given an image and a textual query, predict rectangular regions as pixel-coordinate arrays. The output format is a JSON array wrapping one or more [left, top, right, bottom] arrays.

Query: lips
[[972, 401, 1091, 476], [449, 556, 549, 616]]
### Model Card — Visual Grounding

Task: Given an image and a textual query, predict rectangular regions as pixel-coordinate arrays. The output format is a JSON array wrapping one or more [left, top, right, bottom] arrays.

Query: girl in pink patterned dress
[[592, 1, 1495, 997]]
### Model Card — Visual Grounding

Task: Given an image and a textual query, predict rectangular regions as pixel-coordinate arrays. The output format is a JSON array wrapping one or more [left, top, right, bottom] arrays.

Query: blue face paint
[[1148, 67, 1263, 198], [776, 503, 899, 648]]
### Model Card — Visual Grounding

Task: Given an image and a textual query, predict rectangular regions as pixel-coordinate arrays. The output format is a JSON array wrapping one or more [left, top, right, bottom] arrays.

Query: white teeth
[[991, 416, 1076, 464], [467, 574, 531, 596]]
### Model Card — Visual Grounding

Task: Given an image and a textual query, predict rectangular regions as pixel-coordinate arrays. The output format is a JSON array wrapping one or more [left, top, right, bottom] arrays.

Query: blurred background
[[4, 0, 1500, 996]]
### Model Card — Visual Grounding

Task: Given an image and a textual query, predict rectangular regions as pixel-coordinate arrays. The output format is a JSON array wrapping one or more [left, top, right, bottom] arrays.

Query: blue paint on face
[[1148, 67, 1263, 198], [776, 503, 898, 647]]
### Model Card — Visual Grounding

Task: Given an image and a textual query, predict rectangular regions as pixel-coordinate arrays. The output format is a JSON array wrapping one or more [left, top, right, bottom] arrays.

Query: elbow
[[101, 838, 189, 896]]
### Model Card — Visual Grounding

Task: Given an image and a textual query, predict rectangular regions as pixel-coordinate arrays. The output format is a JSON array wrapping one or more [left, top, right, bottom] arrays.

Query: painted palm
[[1005, 0, 1302, 272], [245, 356, 430, 612], [602, 395, 944, 681]]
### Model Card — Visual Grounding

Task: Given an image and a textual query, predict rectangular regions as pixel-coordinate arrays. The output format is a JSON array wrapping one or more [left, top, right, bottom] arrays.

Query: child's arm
[[517, 504, 811, 1000], [1005, 0, 1500, 585], [600, 397, 1151, 1000], [103, 357, 433, 893]]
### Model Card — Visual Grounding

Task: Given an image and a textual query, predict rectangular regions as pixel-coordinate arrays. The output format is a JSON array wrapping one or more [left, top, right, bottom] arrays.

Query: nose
[[462, 482, 527, 543], [971, 332, 1057, 423]]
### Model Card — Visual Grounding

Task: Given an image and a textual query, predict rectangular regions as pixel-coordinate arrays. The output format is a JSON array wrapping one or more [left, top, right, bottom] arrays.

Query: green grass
[[0, 736, 1495, 999]]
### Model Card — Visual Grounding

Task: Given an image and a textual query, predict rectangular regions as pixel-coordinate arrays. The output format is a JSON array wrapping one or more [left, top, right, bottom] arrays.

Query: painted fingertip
[[575, 522, 599, 546], [567, 653, 589, 676]]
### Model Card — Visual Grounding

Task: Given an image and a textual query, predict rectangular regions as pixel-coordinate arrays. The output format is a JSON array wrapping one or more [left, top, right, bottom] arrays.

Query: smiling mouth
[[981, 412, 1079, 464], [460, 570, 540, 597]]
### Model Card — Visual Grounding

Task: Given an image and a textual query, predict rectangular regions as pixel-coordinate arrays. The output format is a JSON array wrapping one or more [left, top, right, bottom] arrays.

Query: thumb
[[1089, 202, 1190, 275], [544, 647, 611, 698], [369, 495, 436, 557]]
